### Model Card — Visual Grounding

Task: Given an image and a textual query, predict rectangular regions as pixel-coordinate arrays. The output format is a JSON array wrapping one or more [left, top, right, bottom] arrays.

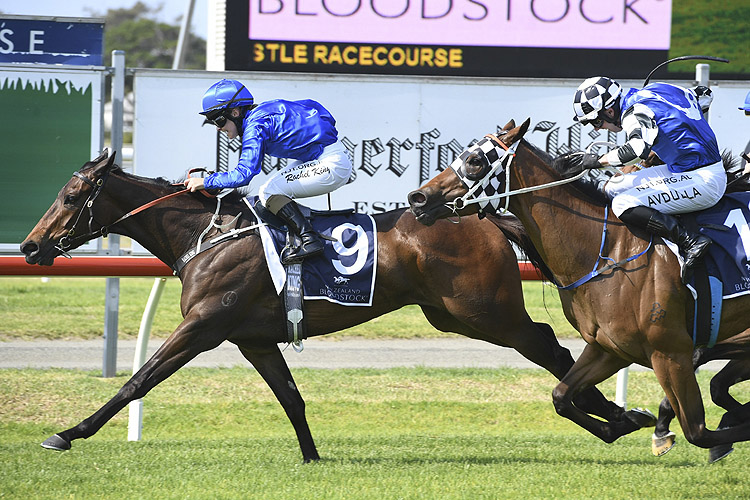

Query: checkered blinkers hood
[[449, 136, 509, 215], [573, 76, 622, 122]]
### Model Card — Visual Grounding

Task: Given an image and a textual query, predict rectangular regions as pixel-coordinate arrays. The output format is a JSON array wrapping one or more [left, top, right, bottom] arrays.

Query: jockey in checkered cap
[[568, 76, 726, 270]]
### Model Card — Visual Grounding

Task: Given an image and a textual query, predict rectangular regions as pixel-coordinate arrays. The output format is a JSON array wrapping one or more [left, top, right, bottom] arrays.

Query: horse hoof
[[624, 407, 657, 428], [709, 444, 734, 463], [651, 431, 676, 457], [41, 434, 71, 451]]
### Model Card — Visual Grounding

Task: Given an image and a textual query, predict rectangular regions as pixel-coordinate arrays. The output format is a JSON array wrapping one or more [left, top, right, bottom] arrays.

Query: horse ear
[[106, 150, 117, 168], [89, 149, 108, 164], [504, 118, 531, 144], [502, 120, 516, 131]]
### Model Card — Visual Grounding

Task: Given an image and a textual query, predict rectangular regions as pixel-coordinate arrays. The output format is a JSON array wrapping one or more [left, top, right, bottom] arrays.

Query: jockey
[[570, 76, 726, 269], [185, 79, 353, 264]]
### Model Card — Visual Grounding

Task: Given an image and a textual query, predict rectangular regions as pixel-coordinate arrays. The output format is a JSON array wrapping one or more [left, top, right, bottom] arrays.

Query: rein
[[554, 205, 653, 290], [447, 135, 650, 289], [448, 135, 587, 216], [57, 168, 191, 256]]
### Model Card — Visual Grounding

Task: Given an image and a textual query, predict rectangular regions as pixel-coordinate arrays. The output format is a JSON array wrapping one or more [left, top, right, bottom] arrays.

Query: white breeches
[[605, 162, 726, 217], [259, 140, 353, 204]]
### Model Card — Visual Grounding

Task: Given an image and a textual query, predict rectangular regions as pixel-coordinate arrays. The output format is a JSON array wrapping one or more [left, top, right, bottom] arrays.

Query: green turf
[[0, 277, 579, 340], [0, 367, 747, 500]]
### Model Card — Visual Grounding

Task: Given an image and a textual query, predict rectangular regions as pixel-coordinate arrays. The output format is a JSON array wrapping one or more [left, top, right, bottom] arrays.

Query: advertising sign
[[0, 15, 105, 66], [0, 67, 103, 250], [225, 0, 672, 77], [133, 71, 749, 220]]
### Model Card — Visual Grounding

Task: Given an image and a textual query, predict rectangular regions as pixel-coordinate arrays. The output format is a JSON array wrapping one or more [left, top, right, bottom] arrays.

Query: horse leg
[[704, 360, 750, 463], [551, 343, 650, 443], [528, 322, 626, 422], [422, 306, 625, 423], [650, 350, 750, 456], [651, 346, 707, 456], [708, 399, 750, 463], [651, 397, 678, 456], [237, 345, 320, 463], [710, 359, 749, 411], [41, 322, 224, 451]]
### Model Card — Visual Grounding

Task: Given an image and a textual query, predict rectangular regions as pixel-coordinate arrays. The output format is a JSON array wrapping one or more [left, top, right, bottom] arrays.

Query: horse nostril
[[20, 241, 39, 256], [408, 190, 427, 207]]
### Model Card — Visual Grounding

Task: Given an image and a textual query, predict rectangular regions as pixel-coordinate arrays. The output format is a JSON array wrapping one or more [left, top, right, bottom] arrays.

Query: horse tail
[[485, 214, 555, 282]]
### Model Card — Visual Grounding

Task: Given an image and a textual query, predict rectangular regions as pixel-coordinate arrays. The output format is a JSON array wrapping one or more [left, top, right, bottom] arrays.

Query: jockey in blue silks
[[184, 79, 353, 264], [569, 76, 726, 269]]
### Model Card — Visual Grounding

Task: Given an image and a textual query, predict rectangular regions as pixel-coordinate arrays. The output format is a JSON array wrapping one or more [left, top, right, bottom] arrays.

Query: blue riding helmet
[[739, 90, 750, 112], [200, 79, 254, 116]]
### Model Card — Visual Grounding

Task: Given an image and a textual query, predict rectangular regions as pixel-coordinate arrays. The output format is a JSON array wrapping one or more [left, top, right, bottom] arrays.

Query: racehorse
[[408, 119, 750, 460], [20, 150, 636, 462]]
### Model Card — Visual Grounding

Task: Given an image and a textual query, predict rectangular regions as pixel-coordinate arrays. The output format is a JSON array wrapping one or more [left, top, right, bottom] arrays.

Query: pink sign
[[248, 0, 672, 50]]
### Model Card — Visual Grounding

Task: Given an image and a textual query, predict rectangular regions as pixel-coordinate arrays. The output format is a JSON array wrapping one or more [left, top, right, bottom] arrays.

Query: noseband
[[447, 133, 588, 217], [56, 164, 189, 256]]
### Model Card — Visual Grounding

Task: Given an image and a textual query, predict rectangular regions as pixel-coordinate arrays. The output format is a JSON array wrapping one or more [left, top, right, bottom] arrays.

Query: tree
[[93, 2, 206, 70]]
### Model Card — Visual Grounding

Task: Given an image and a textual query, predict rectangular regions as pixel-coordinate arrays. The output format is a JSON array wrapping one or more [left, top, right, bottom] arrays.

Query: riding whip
[[643, 55, 729, 86]]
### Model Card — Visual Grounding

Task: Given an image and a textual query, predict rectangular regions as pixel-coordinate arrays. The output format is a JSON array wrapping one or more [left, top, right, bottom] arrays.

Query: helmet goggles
[[201, 84, 249, 128]]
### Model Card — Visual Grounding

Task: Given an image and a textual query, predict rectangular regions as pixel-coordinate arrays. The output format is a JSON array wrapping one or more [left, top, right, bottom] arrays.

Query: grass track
[[0, 277, 576, 340], [1, 367, 748, 500]]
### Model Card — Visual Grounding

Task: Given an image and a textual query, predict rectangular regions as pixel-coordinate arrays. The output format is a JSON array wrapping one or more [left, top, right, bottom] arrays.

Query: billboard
[[0, 67, 103, 250], [0, 15, 105, 66], [224, 0, 672, 77], [133, 71, 749, 221]]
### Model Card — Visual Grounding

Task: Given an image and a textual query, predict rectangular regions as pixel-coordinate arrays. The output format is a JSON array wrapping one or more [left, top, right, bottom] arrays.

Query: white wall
[[133, 69, 750, 214]]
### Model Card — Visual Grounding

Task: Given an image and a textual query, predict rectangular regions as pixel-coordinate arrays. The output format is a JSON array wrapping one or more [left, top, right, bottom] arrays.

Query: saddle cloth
[[665, 192, 750, 300], [243, 196, 377, 306]]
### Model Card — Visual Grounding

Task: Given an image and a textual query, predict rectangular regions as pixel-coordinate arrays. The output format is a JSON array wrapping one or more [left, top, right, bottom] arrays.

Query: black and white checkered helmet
[[572, 76, 622, 123], [692, 85, 713, 114]]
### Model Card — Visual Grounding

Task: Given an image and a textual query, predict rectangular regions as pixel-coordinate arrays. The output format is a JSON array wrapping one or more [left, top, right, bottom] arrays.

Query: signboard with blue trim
[[0, 15, 104, 66]]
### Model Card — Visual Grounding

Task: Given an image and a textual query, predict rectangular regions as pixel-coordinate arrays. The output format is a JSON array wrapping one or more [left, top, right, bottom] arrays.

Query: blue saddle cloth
[[684, 192, 750, 299], [244, 196, 377, 306]]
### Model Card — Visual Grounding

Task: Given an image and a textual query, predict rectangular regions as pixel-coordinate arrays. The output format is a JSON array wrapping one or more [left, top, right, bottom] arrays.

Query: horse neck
[[101, 172, 215, 266], [507, 144, 616, 285]]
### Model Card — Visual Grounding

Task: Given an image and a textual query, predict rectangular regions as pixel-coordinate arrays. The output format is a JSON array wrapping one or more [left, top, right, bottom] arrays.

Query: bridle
[[447, 132, 587, 218], [56, 162, 190, 257]]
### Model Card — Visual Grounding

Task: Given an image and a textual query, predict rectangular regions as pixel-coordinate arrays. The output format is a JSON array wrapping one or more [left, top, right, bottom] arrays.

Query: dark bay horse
[[20, 151, 630, 462], [408, 119, 750, 460]]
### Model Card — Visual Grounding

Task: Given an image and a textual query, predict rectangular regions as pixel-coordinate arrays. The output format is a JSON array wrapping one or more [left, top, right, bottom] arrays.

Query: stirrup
[[281, 241, 324, 264]]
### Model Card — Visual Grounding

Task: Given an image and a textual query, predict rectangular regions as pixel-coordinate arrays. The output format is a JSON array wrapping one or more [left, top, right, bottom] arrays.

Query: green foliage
[[1, 367, 748, 499], [669, 0, 750, 74], [93, 1, 206, 70]]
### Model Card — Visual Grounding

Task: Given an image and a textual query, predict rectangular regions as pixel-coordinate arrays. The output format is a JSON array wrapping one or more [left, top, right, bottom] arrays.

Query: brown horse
[[20, 151, 633, 462], [408, 119, 750, 460]]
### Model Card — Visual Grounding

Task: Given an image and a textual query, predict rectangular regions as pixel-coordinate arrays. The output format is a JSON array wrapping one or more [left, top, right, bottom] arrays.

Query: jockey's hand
[[184, 177, 205, 192], [561, 151, 602, 173], [580, 153, 603, 170]]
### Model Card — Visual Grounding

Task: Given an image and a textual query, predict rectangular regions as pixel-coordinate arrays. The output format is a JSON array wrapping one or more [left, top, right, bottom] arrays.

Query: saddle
[[244, 196, 376, 350]]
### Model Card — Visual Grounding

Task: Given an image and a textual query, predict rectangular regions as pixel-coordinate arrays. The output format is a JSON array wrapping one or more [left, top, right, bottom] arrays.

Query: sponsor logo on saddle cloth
[[449, 135, 510, 214], [673, 192, 750, 300], [244, 196, 377, 306]]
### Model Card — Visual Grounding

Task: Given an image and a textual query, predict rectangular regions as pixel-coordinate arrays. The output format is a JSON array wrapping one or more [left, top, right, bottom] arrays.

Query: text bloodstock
[[256, 0, 650, 24]]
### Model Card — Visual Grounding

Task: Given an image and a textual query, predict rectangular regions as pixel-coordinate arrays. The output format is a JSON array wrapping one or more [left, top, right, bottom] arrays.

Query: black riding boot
[[276, 201, 325, 264], [619, 206, 712, 268]]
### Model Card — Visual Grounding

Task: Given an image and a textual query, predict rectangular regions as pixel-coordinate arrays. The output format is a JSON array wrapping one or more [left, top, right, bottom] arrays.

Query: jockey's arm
[[599, 104, 658, 168]]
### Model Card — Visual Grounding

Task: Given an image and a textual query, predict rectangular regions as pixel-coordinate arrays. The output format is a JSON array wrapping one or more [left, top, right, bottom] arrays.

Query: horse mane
[[484, 212, 555, 282]]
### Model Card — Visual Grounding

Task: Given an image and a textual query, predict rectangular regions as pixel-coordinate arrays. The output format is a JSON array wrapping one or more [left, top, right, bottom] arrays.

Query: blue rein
[[556, 206, 652, 290]]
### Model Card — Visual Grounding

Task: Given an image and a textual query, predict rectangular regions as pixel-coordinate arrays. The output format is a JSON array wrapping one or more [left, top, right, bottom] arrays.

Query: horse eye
[[463, 153, 488, 181], [63, 194, 78, 207]]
